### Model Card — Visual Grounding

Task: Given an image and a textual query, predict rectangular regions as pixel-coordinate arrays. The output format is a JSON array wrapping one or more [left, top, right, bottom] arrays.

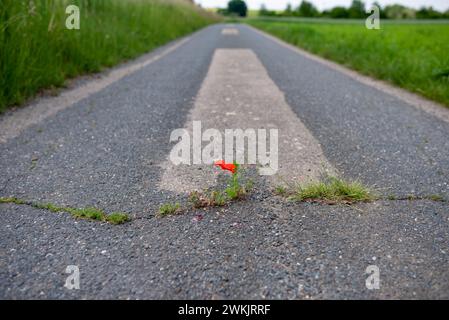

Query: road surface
[[1, 24, 448, 299]]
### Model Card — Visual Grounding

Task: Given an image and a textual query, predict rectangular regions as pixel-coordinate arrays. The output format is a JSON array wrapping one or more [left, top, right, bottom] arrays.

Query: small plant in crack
[[106, 212, 130, 225], [68, 207, 106, 221], [294, 176, 375, 204], [0, 197, 26, 205], [427, 194, 445, 202], [387, 194, 397, 200], [387, 194, 446, 202], [219, 162, 252, 201], [30, 156, 38, 170], [274, 185, 288, 196], [33, 202, 63, 213], [188, 190, 227, 208], [0, 197, 130, 224], [158, 202, 181, 217]]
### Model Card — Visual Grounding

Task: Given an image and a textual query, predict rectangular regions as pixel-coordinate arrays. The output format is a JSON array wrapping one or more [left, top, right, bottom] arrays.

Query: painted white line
[[159, 49, 335, 193], [248, 25, 449, 124], [222, 28, 239, 35], [0, 37, 191, 144]]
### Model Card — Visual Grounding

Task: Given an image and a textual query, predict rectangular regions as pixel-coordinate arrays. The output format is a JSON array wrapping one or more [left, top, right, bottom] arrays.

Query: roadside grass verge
[[0, 0, 218, 112], [0, 197, 130, 224], [247, 19, 449, 107], [293, 177, 375, 204]]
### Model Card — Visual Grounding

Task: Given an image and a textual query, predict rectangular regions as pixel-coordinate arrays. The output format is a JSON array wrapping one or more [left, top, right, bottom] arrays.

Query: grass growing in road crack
[[189, 190, 227, 208], [428, 194, 445, 202], [224, 165, 253, 201], [0, 197, 130, 225], [390, 194, 447, 202], [293, 177, 375, 204], [274, 185, 288, 196], [158, 203, 181, 217]]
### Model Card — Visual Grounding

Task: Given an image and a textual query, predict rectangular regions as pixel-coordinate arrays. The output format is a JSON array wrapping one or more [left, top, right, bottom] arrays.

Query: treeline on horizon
[[218, 0, 449, 19], [260, 0, 449, 19]]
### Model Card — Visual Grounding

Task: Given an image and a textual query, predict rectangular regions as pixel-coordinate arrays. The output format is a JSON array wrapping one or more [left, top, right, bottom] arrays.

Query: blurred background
[[208, 0, 449, 107], [200, 0, 449, 19]]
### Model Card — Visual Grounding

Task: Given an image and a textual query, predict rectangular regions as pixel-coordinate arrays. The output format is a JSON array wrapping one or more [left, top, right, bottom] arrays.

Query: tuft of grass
[[0, 197, 130, 224], [189, 190, 227, 208], [387, 194, 397, 200], [68, 207, 105, 221], [426, 194, 445, 202], [224, 164, 252, 200], [274, 185, 287, 196], [211, 191, 227, 207], [0, 0, 219, 112], [0, 197, 26, 205], [406, 194, 418, 201], [33, 202, 64, 213], [107, 212, 130, 225], [30, 157, 38, 170], [158, 202, 181, 217], [294, 177, 374, 204]]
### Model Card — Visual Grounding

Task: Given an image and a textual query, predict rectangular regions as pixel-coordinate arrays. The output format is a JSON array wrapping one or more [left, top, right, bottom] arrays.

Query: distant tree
[[283, 3, 293, 16], [445, 8, 449, 19], [296, 0, 319, 17], [259, 4, 276, 17], [216, 8, 229, 16], [348, 0, 365, 18], [372, 1, 386, 19], [259, 4, 268, 16], [321, 9, 330, 17], [328, 6, 349, 18], [416, 6, 443, 19], [384, 4, 415, 19], [227, 0, 247, 17]]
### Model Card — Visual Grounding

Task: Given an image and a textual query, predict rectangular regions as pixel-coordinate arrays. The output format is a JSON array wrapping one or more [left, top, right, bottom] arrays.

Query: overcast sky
[[195, 0, 449, 11]]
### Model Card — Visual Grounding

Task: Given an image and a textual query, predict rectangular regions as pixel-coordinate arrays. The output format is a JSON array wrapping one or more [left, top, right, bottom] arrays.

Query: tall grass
[[0, 0, 218, 112], [248, 19, 449, 107]]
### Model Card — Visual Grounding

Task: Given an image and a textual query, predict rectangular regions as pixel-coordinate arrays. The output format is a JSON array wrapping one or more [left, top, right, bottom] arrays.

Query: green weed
[[188, 190, 228, 208], [158, 202, 181, 216], [225, 164, 251, 200], [294, 177, 374, 204], [0, 197, 130, 224], [274, 185, 288, 196]]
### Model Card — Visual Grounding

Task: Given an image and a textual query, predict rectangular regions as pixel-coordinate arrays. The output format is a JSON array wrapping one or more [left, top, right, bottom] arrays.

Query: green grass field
[[0, 0, 218, 112], [248, 18, 449, 107]]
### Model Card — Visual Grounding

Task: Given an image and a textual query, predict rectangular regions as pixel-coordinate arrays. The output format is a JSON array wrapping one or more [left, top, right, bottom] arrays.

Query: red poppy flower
[[214, 160, 237, 174]]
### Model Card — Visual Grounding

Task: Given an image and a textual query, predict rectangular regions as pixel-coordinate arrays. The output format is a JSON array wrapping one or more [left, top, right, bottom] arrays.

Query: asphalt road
[[1, 24, 448, 299]]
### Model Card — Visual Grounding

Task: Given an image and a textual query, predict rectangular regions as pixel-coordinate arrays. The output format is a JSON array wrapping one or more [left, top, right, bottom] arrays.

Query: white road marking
[[159, 49, 335, 193], [0, 37, 191, 144], [222, 28, 239, 35], [248, 25, 449, 125]]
